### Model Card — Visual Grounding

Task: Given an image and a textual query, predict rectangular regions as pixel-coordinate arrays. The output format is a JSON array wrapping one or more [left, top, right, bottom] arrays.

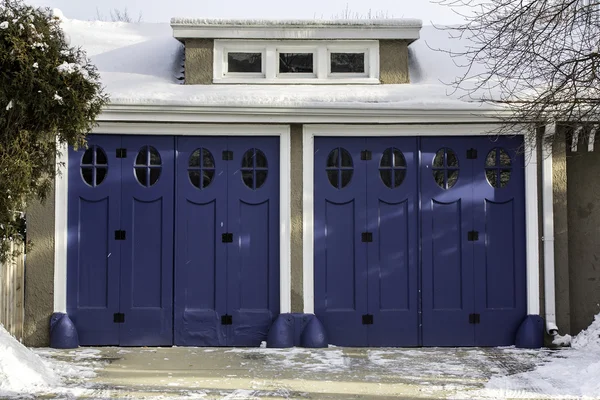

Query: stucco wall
[[553, 133, 571, 334], [379, 40, 410, 84], [184, 39, 214, 85], [566, 144, 600, 334], [23, 190, 55, 347], [290, 124, 304, 313]]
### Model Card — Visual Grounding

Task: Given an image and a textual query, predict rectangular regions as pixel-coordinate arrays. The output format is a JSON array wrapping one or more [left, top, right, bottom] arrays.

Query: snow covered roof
[[60, 18, 493, 115], [170, 18, 422, 41]]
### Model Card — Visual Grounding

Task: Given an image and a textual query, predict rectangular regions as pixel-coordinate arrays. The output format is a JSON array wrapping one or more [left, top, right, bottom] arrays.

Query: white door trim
[[54, 124, 292, 314], [302, 124, 539, 315]]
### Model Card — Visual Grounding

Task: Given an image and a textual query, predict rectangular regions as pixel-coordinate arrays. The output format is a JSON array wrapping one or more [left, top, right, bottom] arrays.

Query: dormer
[[170, 18, 422, 85]]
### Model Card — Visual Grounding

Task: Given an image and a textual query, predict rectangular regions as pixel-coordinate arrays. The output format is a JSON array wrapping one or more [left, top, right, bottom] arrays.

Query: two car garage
[[66, 131, 526, 347]]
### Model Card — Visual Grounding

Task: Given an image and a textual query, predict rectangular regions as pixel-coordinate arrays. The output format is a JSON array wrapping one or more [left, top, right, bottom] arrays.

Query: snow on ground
[[468, 314, 600, 399], [0, 324, 58, 397], [0, 324, 107, 398], [55, 15, 492, 110]]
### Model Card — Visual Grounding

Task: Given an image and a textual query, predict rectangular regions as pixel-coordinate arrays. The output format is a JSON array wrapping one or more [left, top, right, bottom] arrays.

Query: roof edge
[[170, 18, 423, 41]]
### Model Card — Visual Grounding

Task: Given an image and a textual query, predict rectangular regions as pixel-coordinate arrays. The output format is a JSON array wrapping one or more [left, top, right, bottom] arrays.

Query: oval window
[[81, 146, 108, 187], [241, 148, 268, 190], [188, 148, 215, 189], [379, 147, 407, 189], [134, 146, 162, 187], [432, 148, 459, 190], [326, 147, 353, 189], [485, 147, 512, 188]]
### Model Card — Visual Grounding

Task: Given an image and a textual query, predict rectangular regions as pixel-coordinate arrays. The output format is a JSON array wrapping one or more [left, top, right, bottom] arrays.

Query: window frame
[[213, 40, 379, 84]]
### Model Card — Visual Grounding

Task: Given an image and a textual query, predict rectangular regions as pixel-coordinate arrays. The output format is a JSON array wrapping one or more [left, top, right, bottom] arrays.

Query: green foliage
[[0, 0, 108, 261]]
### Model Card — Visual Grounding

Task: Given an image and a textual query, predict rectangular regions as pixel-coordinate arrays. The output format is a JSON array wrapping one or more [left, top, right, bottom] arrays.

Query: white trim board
[[302, 124, 540, 316], [98, 105, 505, 125], [54, 124, 292, 314]]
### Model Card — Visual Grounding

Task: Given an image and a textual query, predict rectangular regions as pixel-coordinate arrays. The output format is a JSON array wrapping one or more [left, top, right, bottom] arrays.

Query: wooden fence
[[0, 241, 25, 340]]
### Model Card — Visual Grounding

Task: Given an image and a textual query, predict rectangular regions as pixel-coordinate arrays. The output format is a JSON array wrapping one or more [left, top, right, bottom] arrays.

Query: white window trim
[[302, 124, 539, 316], [215, 45, 267, 79], [214, 40, 380, 84], [54, 124, 292, 315]]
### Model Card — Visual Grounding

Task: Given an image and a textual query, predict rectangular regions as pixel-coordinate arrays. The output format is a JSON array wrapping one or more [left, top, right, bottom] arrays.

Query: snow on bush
[[0, 324, 58, 396]]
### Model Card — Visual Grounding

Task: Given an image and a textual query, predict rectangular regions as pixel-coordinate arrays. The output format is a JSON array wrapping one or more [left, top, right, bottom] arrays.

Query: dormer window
[[214, 40, 379, 84], [227, 52, 263, 73]]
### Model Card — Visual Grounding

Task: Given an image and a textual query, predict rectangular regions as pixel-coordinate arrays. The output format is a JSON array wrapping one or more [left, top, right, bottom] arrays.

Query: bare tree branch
[[433, 0, 600, 145]]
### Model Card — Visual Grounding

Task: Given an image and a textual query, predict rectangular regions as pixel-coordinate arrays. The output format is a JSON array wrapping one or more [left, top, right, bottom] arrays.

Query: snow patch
[[0, 324, 58, 396], [170, 18, 423, 27], [477, 313, 600, 399]]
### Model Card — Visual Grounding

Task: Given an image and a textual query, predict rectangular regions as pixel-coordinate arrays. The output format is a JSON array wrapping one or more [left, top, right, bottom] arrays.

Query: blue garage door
[[314, 136, 525, 347], [68, 135, 279, 347], [68, 135, 174, 346], [314, 137, 419, 347], [421, 136, 526, 346], [174, 137, 280, 346]]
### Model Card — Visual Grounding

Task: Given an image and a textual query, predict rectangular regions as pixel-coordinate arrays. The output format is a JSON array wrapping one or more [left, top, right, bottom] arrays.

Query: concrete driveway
[[31, 345, 556, 399]]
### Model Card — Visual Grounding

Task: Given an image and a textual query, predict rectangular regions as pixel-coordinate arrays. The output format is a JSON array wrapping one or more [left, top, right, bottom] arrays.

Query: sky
[[24, 0, 471, 25]]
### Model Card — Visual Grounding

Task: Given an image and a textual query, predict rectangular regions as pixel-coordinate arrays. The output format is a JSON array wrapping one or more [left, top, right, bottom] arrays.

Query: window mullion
[[265, 44, 276, 80], [316, 44, 328, 79]]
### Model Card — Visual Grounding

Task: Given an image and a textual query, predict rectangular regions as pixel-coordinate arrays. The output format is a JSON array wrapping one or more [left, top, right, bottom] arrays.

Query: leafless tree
[[433, 0, 600, 145], [95, 7, 143, 23]]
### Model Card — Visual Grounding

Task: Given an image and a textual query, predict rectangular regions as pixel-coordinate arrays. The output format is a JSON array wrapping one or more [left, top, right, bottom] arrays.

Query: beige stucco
[[23, 190, 55, 347], [379, 40, 410, 84], [184, 39, 214, 85], [552, 133, 571, 334], [290, 125, 304, 313], [565, 142, 600, 334]]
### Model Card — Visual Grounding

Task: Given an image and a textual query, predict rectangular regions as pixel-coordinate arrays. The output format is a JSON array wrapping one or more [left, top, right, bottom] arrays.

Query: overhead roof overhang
[[170, 18, 422, 43]]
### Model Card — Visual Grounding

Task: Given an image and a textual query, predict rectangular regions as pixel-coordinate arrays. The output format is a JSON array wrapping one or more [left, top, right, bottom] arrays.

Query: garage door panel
[[181, 199, 218, 310], [227, 137, 280, 346], [120, 135, 175, 346], [430, 199, 465, 310], [77, 198, 111, 308], [421, 138, 476, 346], [130, 198, 164, 308], [473, 136, 526, 346], [68, 135, 122, 345], [237, 199, 270, 310], [483, 199, 517, 310], [376, 199, 411, 311], [175, 137, 228, 346], [325, 200, 358, 310], [314, 137, 368, 346], [366, 138, 418, 347]]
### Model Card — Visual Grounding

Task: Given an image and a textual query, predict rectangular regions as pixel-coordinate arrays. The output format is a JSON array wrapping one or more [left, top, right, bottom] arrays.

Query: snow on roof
[[170, 18, 423, 27], [60, 18, 489, 111]]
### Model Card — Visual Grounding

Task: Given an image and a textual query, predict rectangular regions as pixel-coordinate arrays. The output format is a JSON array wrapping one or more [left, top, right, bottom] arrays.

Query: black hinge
[[116, 148, 127, 158], [469, 313, 481, 324], [222, 150, 233, 161], [114, 230, 126, 240], [113, 313, 125, 323], [361, 232, 373, 243], [468, 231, 479, 241], [362, 314, 374, 325], [221, 315, 233, 325], [360, 150, 372, 160], [467, 148, 478, 159], [222, 233, 233, 243]]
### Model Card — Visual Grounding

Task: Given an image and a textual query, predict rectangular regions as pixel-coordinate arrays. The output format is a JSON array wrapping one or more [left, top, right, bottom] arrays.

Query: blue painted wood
[[174, 137, 228, 346], [314, 137, 368, 346], [366, 138, 419, 347], [67, 135, 122, 345], [472, 136, 526, 346], [421, 138, 476, 346], [227, 137, 280, 346], [119, 136, 175, 346]]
